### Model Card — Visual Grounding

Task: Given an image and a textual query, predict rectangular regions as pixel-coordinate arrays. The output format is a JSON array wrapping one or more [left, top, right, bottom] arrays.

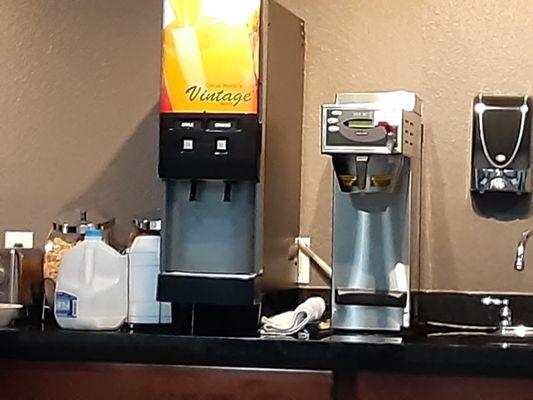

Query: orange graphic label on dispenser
[[161, 0, 261, 114]]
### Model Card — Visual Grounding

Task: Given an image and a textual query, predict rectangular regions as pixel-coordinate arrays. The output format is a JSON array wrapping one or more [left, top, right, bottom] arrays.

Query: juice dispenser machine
[[157, 0, 304, 323], [321, 91, 423, 331]]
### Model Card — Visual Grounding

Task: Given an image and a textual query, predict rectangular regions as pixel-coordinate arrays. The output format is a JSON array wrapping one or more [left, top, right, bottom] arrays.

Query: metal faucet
[[515, 226, 533, 271], [481, 296, 512, 333]]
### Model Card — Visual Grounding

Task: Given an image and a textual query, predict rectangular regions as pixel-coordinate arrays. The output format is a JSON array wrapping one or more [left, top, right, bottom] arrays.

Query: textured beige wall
[[0, 0, 532, 292], [278, 0, 533, 292], [0, 0, 163, 245]]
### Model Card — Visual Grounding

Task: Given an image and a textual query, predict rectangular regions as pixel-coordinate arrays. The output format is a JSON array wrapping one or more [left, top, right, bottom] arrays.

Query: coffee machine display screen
[[346, 119, 374, 129]]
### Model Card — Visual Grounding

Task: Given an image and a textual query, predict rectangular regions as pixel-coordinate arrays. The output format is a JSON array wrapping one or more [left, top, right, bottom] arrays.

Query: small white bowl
[[0, 303, 22, 327]]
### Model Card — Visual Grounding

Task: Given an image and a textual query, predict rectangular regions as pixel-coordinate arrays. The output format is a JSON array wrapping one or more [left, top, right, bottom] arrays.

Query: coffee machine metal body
[[157, 0, 304, 310], [322, 91, 423, 331]]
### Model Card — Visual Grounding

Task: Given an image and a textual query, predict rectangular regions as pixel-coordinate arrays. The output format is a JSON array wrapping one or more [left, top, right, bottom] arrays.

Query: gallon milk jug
[[54, 229, 127, 330]]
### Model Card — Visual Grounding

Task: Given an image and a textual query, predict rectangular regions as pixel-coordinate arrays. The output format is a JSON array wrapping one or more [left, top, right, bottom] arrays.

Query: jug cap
[[85, 229, 103, 238]]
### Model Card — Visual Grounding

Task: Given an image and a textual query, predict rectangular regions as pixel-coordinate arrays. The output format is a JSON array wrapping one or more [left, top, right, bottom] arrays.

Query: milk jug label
[[55, 292, 78, 318]]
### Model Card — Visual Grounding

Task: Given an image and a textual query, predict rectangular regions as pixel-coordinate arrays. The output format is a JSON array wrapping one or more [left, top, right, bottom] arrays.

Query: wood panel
[[0, 361, 332, 400], [351, 372, 533, 400]]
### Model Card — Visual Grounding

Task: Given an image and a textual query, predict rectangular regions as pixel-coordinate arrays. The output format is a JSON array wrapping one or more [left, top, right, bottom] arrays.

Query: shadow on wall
[[61, 105, 162, 247], [421, 123, 455, 290], [305, 161, 333, 287]]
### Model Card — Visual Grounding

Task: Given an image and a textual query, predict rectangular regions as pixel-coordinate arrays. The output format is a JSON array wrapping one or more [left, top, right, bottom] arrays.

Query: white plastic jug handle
[[84, 247, 95, 285]]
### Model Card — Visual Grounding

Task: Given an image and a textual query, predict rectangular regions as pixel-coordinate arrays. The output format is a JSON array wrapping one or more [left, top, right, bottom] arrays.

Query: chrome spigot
[[515, 227, 533, 271], [481, 296, 512, 332]]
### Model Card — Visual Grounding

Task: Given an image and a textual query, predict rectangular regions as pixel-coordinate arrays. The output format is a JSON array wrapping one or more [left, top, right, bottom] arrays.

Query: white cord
[[477, 94, 528, 169], [296, 239, 332, 280]]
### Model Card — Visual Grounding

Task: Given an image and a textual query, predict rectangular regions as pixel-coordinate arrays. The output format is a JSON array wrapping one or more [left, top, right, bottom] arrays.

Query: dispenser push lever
[[515, 226, 533, 271], [189, 181, 198, 202], [355, 156, 369, 190], [223, 182, 232, 202]]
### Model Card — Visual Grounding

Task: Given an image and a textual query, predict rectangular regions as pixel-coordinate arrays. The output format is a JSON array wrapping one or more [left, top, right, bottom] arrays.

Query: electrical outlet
[[5, 231, 34, 249]]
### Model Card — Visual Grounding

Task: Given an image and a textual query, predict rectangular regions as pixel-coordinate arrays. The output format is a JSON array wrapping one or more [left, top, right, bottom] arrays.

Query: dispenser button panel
[[159, 114, 261, 181]]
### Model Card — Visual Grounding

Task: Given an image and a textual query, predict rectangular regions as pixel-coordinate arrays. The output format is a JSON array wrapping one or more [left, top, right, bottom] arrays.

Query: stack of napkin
[[260, 297, 326, 336]]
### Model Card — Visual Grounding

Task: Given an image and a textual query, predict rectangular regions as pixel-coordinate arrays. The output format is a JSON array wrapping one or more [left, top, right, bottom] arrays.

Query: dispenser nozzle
[[514, 227, 532, 271], [223, 182, 232, 202], [355, 156, 369, 190], [189, 181, 198, 202]]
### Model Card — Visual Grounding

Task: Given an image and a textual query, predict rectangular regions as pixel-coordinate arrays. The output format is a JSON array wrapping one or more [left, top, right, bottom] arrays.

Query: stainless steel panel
[[331, 162, 411, 330], [260, 0, 305, 292], [162, 181, 257, 275]]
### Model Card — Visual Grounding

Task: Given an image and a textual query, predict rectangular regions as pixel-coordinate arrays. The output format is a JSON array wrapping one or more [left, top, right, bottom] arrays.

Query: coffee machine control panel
[[321, 105, 409, 155], [159, 114, 261, 181]]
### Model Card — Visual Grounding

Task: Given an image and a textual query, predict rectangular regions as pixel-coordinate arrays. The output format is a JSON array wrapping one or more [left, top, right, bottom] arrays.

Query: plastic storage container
[[54, 229, 127, 330], [127, 218, 171, 325], [44, 210, 114, 282]]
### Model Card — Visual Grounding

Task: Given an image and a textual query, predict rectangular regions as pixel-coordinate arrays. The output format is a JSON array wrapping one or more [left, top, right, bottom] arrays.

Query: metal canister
[[0, 248, 21, 304], [133, 217, 161, 235], [43, 210, 115, 281]]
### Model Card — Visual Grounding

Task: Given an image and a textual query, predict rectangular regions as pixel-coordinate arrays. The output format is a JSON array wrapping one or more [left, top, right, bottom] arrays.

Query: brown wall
[[0, 0, 163, 245], [0, 0, 532, 291], [277, 0, 533, 292]]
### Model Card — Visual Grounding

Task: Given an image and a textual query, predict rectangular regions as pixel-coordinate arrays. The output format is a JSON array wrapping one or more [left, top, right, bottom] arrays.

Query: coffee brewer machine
[[471, 95, 532, 194], [157, 0, 304, 328], [322, 91, 423, 331]]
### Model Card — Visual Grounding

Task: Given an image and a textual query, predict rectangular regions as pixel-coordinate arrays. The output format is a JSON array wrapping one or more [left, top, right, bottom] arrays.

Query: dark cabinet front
[[0, 361, 332, 400]]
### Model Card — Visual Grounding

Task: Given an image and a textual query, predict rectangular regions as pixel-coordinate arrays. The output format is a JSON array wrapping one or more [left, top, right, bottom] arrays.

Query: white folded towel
[[259, 297, 326, 336]]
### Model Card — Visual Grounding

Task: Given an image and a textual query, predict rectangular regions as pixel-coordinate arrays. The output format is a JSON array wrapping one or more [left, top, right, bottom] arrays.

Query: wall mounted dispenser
[[471, 95, 531, 194], [471, 95, 532, 219]]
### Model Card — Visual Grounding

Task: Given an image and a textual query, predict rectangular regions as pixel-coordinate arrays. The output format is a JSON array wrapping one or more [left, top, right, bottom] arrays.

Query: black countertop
[[2, 322, 533, 377]]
